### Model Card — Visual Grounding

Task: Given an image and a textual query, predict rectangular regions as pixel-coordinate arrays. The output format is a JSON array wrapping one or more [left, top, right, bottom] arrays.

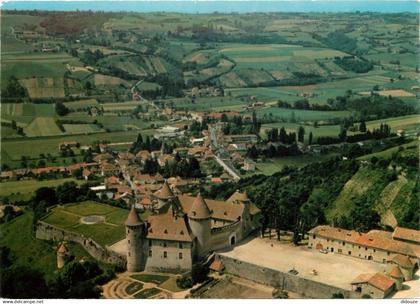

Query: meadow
[[42, 201, 128, 246], [42, 201, 150, 246], [0, 178, 85, 201]]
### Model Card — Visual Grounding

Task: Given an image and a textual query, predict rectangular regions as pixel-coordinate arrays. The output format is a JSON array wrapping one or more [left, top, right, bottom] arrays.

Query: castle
[[124, 183, 261, 273]]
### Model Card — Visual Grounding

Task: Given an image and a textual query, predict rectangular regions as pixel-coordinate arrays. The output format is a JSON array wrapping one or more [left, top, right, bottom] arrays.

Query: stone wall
[[36, 221, 126, 267], [145, 239, 193, 273], [217, 254, 360, 299]]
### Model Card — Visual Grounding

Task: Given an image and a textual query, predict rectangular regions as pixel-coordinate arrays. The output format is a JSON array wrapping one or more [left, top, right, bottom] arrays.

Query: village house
[[158, 154, 175, 167], [58, 141, 79, 151], [136, 150, 151, 164], [242, 158, 256, 172], [351, 272, 395, 298], [100, 162, 119, 177]]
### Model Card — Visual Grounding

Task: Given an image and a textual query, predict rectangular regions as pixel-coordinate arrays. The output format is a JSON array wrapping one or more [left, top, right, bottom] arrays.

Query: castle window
[[342, 242, 345, 246], [128, 240, 131, 244], [163, 241, 167, 248], [149, 250, 152, 257], [163, 251, 167, 258], [179, 242, 183, 249], [179, 252, 183, 259], [313, 235, 316, 239], [128, 252, 131, 257], [149, 240, 152, 246]]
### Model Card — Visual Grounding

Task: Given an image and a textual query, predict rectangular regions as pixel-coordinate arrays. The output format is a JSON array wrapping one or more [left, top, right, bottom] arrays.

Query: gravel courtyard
[[218, 236, 388, 290]]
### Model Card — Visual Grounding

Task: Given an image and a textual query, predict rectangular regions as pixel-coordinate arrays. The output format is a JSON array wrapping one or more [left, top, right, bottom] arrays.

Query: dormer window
[[180, 230, 184, 235], [224, 211, 227, 215], [164, 229, 168, 234]]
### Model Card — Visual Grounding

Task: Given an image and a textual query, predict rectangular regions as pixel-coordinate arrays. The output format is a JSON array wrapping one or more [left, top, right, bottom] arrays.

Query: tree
[[1, 265, 49, 298], [33, 187, 57, 206], [279, 127, 287, 144], [2, 76, 27, 99], [55, 101, 70, 116], [338, 126, 347, 142], [359, 119, 367, 133], [332, 292, 344, 299], [308, 132, 313, 145], [298, 126, 305, 143]]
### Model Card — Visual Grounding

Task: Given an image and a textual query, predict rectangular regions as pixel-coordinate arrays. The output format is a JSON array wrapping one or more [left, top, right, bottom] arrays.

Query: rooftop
[[393, 227, 420, 244]]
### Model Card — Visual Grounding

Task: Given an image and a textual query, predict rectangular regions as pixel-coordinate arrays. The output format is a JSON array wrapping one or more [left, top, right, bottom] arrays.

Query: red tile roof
[[309, 225, 420, 258], [209, 259, 225, 272], [393, 227, 420, 244], [125, 207, 143, 226], [147, 209, 193, 242], [179, 194, 244, 222], [351, 273, 395, 292], [188, 193, 212, 220]]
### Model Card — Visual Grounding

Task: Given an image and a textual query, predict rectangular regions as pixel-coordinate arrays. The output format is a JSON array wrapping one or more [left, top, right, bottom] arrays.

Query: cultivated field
[[24, 117, 63, 137]]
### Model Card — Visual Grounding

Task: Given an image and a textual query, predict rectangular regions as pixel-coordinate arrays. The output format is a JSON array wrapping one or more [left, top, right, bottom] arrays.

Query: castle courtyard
[[217, 236, 388, 290]]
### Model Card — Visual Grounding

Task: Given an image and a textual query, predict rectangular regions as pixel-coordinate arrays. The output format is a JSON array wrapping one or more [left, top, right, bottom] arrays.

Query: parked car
[[319, 249, 328, 254], [288, 269, 299, 275]]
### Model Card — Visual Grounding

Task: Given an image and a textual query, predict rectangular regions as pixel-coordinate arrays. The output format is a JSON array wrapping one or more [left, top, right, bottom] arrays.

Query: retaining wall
[[36, 220, 126, 267], [216, 254, 360, 299]]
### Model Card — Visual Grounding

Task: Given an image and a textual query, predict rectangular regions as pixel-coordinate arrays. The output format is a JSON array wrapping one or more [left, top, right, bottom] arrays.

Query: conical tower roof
[[188, 193, 211, 220], [125, 206, 143, 226], [155, 181, 174, 200], [57, 243, 68, 254]]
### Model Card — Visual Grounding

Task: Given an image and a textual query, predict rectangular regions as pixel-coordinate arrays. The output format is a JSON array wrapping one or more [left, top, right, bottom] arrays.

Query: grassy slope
[[326, 166, 388, 222], [0, 211, 91, 280]]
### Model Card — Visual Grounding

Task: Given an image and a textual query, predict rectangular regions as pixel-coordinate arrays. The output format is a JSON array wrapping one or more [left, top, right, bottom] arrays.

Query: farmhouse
[[308, 225, 420, 269], [125, 188, 261, 273], [351, 272, 395, 298]]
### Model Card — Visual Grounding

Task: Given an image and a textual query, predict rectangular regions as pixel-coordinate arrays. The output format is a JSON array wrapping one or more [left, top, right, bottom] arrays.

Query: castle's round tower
[[57, 243, 68, 269], [154, 181, 175, 212], [187, 193, 212, 258], [125, 206, 146, 272]]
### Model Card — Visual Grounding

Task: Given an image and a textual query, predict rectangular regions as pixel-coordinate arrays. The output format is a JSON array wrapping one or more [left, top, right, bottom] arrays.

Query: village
[[1, 104, 418, 299], [1, 4, 419, 301]]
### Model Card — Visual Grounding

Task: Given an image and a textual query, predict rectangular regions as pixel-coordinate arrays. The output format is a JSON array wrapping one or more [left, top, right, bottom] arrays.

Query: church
[[124, 182, 261, 273]]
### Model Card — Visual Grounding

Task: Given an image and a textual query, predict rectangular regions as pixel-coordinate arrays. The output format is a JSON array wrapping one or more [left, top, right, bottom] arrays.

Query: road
[[209, 125, 241, 181], [131, 79, 160, 110]]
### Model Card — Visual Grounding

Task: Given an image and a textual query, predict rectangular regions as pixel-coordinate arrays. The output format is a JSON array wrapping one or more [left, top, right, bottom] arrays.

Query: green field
[[250, 153, 339, 176], [24, 117, 63, 137], [257, 107, 351, 122], [63, 123, 103, 134], [42, 201, 132, 246], [2, 53, 83, 90], [63, 99, 99, 111], [169, 96, 246, 111], [0, 211, 92, 279], [0, 178, 86, 201], [1, 129, 145, 165]]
